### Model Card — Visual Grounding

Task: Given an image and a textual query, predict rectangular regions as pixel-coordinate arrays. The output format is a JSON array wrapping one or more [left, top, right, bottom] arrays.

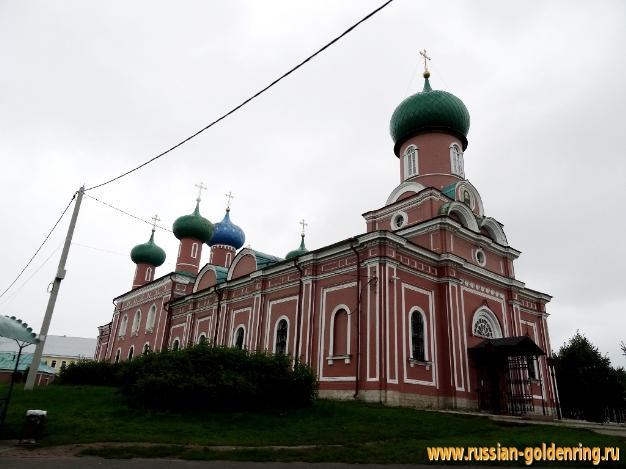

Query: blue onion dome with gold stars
[[209, 208, 246, 250], [286, 234, 309, 260], [130, 229, 166, 266], [390, 70, 470, 154], [173, 201, 214, 244]]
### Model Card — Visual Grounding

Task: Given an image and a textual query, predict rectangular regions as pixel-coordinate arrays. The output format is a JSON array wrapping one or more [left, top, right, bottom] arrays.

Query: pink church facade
[[96, 71, 559, 416]]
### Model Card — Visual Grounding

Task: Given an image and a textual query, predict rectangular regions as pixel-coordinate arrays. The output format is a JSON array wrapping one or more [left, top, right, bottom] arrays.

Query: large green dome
[[390, 75, 470, 155], [130, 231, 166, 266], [173, 202, 214, 244]]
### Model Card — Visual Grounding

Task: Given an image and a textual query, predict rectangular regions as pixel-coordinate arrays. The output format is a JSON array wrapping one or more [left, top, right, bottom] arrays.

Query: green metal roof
[[0, 315, 39, 344], [252, 250, 283, 270], [214, 266, 228, 283], [130, 230, 166, 266], [173, 202, 214, 244], [286, 235, 309, 260], [441, 182, 458, 200], [0, 352, 55, 374], [390, 76, 470, 154]]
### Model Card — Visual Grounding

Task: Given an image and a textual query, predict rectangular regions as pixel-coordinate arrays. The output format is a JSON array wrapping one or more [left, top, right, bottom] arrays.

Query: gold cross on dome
[[195, 182, 207, 202], [150, 214, 161, 230], [225, 191, 234, 210], [299, 219, 308, 236], [419, 49, 431, 73]]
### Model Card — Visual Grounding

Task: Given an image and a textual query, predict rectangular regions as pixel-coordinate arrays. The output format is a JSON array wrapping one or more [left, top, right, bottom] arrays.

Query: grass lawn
[[1, 384, 624, 465]]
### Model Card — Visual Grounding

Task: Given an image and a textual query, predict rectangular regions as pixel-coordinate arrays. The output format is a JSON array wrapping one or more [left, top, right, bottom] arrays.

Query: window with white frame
[[132, 310, 141, 334], [114, 349, 121, 364], [275, 319, 288, 355], [450, 143, 465, 178], [331, 308, 349, 357], [198, 334, 207, 345], [410, 310, 426, 361], [118, 314, 128, 336], [191, 242, 199, 259], [144, 267, 153, 281], [234, 327, 245, 349], [143, 343, 150, 355], [128, 346, 134, 360], [172, 339, 180, 351], [146, 304, 157, 332], [404, 145, 418, 179], [472, 308, 503, 339]]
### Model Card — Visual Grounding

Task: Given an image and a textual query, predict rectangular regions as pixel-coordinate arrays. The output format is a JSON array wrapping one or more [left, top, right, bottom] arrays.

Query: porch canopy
[[469, 336, 545, 358]]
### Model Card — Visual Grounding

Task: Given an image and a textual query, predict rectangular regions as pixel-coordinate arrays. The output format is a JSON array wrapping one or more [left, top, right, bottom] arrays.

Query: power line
[[72, 241, 127, 257], [85, 0, 394, 191], [0, 242, 64, 308], [85, 194, 173, 232], [0, 192, 77, 300]]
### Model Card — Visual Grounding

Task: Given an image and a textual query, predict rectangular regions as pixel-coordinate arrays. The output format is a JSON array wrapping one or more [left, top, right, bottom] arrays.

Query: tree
[[554, 332, 626, 422]]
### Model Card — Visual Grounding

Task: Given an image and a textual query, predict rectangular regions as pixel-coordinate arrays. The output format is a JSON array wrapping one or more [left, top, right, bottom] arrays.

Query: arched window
[[145, 267, 153, 281], [472, 308, 503, 339], [331, 308, 349, 357], [191, 242, 199, 259], [198, 334, 207, 345], [118, 314, 128, 336], [225, 252, 232, 267], [234, 327, 245, 349], [274, 319, 288, 355], [450, 143, 464, 178], [114, 349, 121, 364], [411, 310, 426, 361], [146, 305, 157, 332], [404, 145, 418, 179], [128, 346, 134, 361], [172, 339, 180, 351], [132, 310, 141, 334], [143, 343, 150, 355], [527, 356, 537, 379]]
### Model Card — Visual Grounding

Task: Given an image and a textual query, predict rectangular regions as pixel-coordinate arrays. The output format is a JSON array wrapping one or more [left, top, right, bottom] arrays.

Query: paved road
[[0, 459, 454, 469]]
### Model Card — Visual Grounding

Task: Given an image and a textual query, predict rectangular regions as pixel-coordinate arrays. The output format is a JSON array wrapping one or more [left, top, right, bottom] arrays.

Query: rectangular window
[[51, 360, 57, 368]]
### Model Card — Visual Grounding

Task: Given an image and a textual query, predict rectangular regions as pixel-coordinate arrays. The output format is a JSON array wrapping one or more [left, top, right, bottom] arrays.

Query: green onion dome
[[390, 73, 470, 155], [286, 235, 309, 260], [172, 202, 214, 244], [130, 230, 166, 266]]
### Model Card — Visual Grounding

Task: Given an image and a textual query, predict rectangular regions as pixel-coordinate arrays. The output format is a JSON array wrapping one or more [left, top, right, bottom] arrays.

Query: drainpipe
[[162, 278, 176, 351], [212, 287, 225, 346], [294, 260, 304, 362], [349, 239, 362, 399]]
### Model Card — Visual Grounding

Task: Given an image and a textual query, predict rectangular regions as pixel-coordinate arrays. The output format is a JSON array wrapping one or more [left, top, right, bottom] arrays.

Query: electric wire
[[0, 192, 77, 300], [0, 242, 64, 308], [85, 194, 173, 232], [85, 0, 394, 192], [71, 242, 127, 257]]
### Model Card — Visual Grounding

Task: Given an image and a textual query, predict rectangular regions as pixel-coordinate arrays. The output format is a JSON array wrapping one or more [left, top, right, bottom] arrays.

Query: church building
[[96, 63, 558, 416]]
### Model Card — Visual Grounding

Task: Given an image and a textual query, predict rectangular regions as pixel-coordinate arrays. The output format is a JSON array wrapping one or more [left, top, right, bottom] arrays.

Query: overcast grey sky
[[1, 1, 625, 365]]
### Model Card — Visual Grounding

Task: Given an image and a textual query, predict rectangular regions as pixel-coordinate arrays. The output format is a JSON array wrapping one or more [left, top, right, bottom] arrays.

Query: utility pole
[[25, 186, 84, 390]]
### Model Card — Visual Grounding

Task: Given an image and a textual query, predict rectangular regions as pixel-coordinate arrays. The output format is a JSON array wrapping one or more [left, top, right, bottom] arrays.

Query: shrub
[[57, 360, 123, 386], [118, 345, 318, 412]]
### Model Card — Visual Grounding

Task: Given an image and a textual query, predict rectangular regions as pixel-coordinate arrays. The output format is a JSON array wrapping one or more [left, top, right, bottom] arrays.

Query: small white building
[[0, 335, 96, 373]]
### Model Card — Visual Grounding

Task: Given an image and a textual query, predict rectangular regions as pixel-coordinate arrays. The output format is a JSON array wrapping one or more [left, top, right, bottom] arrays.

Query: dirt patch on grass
[[0, 441, 331, 459]]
